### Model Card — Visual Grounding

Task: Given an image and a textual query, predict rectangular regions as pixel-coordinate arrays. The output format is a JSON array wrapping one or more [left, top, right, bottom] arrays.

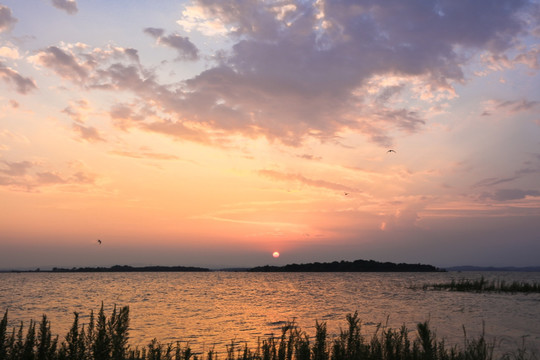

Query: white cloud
[[177, 4, 234, 36], [0, 46, 20, 59]]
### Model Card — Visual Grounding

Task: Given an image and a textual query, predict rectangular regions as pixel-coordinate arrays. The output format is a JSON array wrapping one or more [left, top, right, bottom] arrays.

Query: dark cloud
[[34, 1, 538, 147], [143, 27, 165, 38], [175, 0, 533, 145], [0, 5, 17, 32], [0, 62, 37, 94], [123, 48, 140, 63], [159, 34, 199, 61], [51, 0, 78, 15], [144, 27, 199, 61], [481, 188, 540, 201], [473, 176, 519, 188], [473, 159, 540, 188]]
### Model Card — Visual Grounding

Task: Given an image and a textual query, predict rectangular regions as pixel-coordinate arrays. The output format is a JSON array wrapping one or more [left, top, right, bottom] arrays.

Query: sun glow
[[272, 251, 280, 258]]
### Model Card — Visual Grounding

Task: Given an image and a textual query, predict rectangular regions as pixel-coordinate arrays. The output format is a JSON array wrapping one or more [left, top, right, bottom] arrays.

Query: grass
[[422, 277, 540, 293], [0, 306, 537, 360]]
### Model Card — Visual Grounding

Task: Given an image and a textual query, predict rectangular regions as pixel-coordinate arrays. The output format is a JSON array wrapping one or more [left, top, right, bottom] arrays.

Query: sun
[[272, 251, 280, 258]]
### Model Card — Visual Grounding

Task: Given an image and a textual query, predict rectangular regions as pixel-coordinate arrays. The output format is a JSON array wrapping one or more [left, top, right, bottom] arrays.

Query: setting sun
[[272, 252, 280, 258]]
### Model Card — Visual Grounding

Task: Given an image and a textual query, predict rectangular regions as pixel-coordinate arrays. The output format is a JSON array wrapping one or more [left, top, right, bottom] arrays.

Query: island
[[248, 259, 444, 272], [50, 265, 211, 272]]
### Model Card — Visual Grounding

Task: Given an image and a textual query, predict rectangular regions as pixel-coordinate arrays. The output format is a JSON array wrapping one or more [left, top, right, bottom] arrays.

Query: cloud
[[62, 99, 89, 123], [473, 176, 519, 188], [380, 206, 423, 232], [0, 158, 97, 191], [31, 1, 538, 148], [0, 161, 33, 176], [481, 47, 540, 72], [28, 44, 140, 88], [0, 5, 17, 32], [36, 171, 66, 184], [72, 123, 106, 143], [481, 188, 540, 202], [0, 129, 30, 144], [177, 4, 233, 36], [29, 46, 88, 83], [480, 98, 540, 118], [109, 149, 179, 160], [0, 46, 20, 59], [109, 103, 145, 130], [496, 99, 540, 112], [144, 27, 199, 61], [0, 62, 37, 94], [143, 27, 164, 38], [258, 169, 355, 193], [51, 0, 78, 15]]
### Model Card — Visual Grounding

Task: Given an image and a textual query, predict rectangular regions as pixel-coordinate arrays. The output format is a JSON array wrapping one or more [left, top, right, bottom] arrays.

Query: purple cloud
[[51, 0, 78, 15], [144, 27, 199, 61], [0, 5, 17, 32], [496, 99, 540, 112], [481, 188, 540, 201], [31, 46, 88, 83], [0, 62, 37, 94], [33, 1, 539, 147]]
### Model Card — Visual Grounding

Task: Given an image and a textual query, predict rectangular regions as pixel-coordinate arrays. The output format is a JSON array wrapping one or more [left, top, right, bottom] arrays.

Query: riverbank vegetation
[[1, 305, 537, 360], [422, 277, 540, 293]]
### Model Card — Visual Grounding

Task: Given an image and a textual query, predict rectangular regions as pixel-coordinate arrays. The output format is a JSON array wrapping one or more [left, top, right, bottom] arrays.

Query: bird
[[97, 239, 102, 245], [344, 192, 349, 196], [387, 149, 396, 153]]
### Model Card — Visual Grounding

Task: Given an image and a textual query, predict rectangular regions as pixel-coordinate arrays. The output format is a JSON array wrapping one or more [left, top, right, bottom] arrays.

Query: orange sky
[[1, 0, 540, 269]]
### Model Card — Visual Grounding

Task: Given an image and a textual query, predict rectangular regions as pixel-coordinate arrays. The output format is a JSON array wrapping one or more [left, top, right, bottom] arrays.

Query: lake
[[1, 271, 539, 355]]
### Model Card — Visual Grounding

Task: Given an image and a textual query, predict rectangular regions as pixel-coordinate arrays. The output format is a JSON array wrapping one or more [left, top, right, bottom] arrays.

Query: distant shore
[[4, 260, 540, 273], [1, 258, 448, 273]]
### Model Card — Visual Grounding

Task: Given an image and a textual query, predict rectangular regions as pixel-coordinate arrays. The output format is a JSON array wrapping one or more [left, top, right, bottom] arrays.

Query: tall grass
[[422, 277, 540, 293], [0, 307, 536, 360]]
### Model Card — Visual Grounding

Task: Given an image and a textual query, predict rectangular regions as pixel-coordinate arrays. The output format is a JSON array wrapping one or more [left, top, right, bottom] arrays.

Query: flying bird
[[97, 239, 102, 245], [387, 149, 396, 153]]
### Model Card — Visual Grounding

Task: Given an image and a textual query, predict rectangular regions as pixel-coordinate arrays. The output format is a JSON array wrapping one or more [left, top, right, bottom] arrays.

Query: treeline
[[249, 259, 443, 272], [2, 306, 532, 360], [51, 265, 210, 273]]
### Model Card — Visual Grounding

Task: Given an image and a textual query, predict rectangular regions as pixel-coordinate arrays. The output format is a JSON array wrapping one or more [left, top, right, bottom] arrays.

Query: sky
[[1, 0, 540, 270]]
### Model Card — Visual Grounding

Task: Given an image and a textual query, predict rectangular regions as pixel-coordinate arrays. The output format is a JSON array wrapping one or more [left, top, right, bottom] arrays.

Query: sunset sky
[[1, 0, 540, 270]]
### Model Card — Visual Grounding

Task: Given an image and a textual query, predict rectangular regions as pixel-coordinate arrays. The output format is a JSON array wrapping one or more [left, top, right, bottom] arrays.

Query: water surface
[[1, 271, 539, 354]]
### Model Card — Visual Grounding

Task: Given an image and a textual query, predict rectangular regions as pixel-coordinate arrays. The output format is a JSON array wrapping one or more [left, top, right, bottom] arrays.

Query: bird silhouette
[[387, 149, 396, 153], [97, 239, 102, 245]]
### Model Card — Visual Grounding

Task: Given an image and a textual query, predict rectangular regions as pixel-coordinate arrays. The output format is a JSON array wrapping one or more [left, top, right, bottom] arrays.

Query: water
[[1, 271, 539, 354]]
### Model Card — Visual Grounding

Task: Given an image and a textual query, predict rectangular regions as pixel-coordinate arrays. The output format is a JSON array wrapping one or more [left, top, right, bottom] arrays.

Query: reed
[[422, 277, 540, 293], [0, 307, 536, 360]]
